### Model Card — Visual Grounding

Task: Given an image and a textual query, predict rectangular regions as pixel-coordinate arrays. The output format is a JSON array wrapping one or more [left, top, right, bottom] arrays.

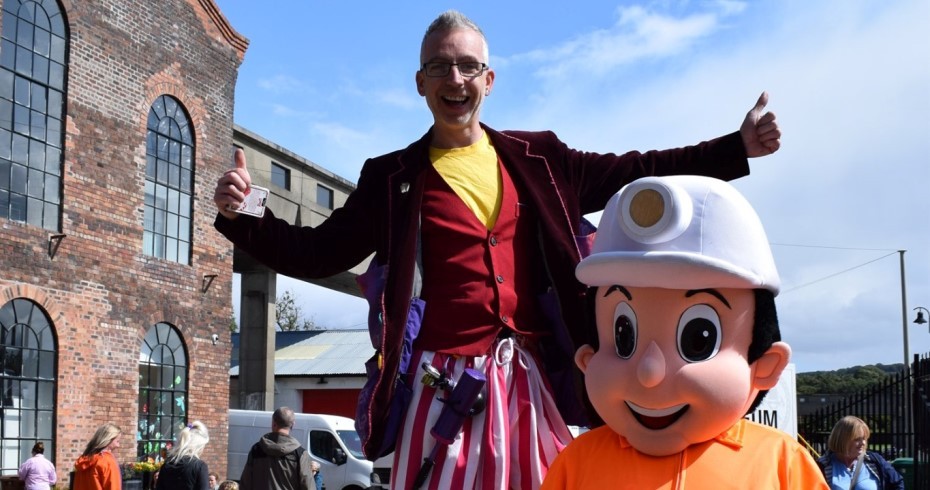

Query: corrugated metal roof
[[230, 330, 321, 368], [230, 329, 374, 377]]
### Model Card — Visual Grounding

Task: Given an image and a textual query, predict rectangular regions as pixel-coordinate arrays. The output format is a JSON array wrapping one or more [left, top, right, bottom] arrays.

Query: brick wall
[[0, 0, 248, 482]]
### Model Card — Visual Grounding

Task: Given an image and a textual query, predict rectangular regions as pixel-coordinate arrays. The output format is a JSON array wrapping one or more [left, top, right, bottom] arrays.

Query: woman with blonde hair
[[73, 423, 123, 490], [816, 415, 904, 489], [154, 421, 211, 490], [217, 481, 239, 490]]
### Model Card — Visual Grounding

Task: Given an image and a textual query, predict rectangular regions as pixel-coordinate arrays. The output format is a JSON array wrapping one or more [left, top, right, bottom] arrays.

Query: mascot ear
[[751, 341, 791, 390], [575, 345, 596, 373]]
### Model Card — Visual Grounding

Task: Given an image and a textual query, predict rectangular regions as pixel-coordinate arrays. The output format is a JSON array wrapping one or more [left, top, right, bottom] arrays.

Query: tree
[[796, 363, 904, 395], [275, 290, 315, 331]]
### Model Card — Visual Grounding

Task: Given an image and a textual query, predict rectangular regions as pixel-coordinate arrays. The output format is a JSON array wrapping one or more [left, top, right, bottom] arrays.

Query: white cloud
[[513, 5, 720, 79], [257, 74, 306, 94], [310, 121, 370, 146], [378, 88, 422, 110], [269, 103, 321, 119], [712, 0, 747, 16], [278, 277, 368, 329]]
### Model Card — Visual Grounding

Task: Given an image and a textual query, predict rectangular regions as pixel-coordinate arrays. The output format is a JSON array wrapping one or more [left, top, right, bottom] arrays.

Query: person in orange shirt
[[72, 423, 123, 490], [543, 176, 828, 489]]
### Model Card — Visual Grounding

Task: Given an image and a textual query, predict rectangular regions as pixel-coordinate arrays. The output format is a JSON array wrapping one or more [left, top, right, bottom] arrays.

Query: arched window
[[144, 95, 194, 265], [0, 0, 68, 230], [137, 322, 188, 459], [0, 298, 57, 474]]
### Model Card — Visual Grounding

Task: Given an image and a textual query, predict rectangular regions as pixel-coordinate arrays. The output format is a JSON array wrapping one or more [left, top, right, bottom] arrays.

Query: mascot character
[[542, 176, 827, 489]]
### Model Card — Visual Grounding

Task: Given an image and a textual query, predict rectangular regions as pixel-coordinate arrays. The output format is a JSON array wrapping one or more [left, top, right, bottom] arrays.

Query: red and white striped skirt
[[391, 337, 573, 490]]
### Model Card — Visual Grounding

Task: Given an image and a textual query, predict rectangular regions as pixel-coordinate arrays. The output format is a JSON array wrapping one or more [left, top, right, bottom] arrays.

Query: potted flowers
[[122, 458, 162, 490]]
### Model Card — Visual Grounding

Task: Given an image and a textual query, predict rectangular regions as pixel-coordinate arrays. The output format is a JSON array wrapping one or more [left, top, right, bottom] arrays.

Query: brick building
[[0, 0, 247, 483]]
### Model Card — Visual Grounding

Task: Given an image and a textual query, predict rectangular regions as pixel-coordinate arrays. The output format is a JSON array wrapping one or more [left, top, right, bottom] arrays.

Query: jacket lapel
[[485, 126, 583, 263]]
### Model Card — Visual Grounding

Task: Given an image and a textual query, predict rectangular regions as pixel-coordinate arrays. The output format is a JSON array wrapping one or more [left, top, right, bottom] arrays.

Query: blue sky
[[215, 0, 930, 373]]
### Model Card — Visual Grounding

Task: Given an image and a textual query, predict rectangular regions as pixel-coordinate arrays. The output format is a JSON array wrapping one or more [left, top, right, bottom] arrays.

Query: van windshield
[[337, 430, 365, 459]]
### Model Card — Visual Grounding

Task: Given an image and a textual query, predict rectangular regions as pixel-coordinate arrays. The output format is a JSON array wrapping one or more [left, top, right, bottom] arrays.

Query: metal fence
[[913, 352, 930, 489], [799, 353, 930, 489]]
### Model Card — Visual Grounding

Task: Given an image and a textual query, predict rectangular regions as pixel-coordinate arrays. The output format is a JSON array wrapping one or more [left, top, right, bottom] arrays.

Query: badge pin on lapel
[[400, 182, 410, 194]]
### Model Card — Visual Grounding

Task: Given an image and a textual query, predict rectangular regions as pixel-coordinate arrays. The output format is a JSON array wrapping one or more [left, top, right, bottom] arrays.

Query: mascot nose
[[637, 342, 667, 388]]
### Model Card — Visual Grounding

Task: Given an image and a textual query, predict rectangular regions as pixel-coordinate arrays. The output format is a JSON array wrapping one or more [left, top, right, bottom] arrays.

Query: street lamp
[[915, 306, 929, 334], [899, 251, 909, 368]]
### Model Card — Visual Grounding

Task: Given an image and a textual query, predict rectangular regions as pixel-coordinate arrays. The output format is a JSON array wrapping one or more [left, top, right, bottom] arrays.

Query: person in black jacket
[[817, 415, 905, 490], [155, 421, 211, 490], [239, 407, 315, 490]]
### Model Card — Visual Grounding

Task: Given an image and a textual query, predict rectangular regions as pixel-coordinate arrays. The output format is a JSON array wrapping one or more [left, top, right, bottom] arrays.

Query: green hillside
[[796, 363, 904, 395]]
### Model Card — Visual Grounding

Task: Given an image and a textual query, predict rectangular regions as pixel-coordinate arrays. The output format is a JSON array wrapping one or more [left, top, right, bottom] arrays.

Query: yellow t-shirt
[[430, 132, 502, 230]]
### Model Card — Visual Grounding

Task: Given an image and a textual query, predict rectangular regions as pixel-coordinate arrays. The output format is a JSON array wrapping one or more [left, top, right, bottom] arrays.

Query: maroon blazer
[[215, 124, 750, 458]]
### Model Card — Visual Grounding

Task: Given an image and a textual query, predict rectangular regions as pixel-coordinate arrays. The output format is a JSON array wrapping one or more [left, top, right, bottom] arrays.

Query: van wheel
[[343, 486, 365, 490]]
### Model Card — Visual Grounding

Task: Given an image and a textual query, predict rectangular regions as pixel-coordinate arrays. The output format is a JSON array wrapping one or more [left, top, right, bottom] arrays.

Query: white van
[[228, 409, 372, 490], [368, 453, 393, 490]]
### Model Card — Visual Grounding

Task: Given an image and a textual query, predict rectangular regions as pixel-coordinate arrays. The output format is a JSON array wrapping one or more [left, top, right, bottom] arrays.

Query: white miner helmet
[[576, 175, 780, 295]]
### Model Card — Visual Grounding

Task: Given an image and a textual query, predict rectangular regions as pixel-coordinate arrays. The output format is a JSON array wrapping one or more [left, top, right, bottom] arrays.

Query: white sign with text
[[745, 363, 797, 437]]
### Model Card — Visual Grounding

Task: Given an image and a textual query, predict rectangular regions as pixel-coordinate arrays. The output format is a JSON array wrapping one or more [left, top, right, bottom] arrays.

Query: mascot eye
[[677, 304, 721, 362], [613, 302, 637, 359]]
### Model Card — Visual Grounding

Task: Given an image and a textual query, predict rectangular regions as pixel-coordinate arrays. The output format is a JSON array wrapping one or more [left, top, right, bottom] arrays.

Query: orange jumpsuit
[[542, 419, 828, 489]]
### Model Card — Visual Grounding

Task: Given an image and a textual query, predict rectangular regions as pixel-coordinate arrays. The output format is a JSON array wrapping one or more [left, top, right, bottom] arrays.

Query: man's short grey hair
[[421, 10, 489, 64], [273, 407, 295, 429]]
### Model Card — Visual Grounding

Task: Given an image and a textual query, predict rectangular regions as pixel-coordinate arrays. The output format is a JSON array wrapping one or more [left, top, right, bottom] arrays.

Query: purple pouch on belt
[[355, 259, 423, 458]]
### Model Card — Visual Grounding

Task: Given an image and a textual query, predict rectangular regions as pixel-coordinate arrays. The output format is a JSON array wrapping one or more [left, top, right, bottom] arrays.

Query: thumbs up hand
[[740, 91, 781, 158], [214, 148, 253, 220]]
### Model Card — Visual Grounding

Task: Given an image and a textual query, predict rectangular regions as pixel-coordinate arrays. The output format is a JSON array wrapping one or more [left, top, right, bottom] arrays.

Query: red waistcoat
[[415, 160, 546, 356]]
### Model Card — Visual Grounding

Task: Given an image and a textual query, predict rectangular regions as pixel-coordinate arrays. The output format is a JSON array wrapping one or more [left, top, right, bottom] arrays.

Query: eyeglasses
[[421, 61, 488, 78]]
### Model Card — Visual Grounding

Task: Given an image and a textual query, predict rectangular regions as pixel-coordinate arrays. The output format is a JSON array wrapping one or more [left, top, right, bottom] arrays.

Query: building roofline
[[197, 0, 249, 61], [234, 124, 356, 193]]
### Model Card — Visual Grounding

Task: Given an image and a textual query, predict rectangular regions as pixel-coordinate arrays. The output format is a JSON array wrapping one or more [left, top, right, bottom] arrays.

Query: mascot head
[[575, 175, 790, 456]]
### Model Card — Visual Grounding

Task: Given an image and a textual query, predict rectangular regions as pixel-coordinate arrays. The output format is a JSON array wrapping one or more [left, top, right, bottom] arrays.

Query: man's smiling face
[[576, 285, 760, 456], [416, 27, 494, 148]]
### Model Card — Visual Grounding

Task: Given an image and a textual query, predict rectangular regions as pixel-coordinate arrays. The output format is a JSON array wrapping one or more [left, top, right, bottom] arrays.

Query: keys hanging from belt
[[420, 361, 487, 415]]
